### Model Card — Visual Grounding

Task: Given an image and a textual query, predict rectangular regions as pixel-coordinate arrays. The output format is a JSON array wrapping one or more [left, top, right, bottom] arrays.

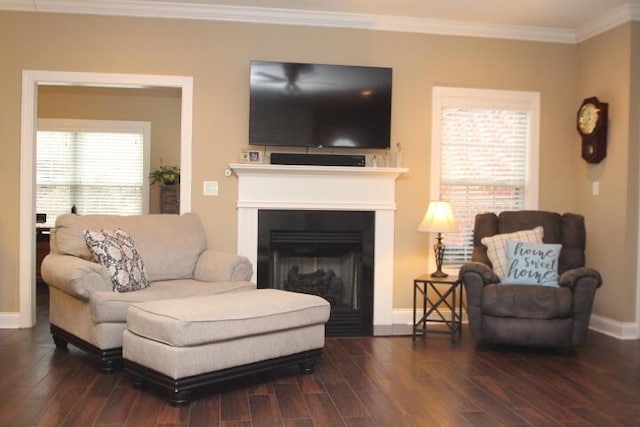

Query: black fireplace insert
[[257, 210, 374, 336]]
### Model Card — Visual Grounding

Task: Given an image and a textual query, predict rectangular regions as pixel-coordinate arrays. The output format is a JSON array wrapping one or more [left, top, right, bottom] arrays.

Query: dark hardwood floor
[[1, 286, 638, 426]]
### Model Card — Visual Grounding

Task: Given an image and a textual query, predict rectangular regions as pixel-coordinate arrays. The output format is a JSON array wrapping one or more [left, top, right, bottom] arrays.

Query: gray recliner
[[460, 210, 602, 347]]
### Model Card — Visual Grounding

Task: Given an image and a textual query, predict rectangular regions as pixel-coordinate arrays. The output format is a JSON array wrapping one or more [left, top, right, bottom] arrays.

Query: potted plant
[[149, 163, 180, 186]]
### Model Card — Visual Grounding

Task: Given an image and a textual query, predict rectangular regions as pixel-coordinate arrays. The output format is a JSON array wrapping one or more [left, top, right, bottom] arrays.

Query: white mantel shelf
[[230, 163, 408, 211], [230, 162, 408, 333], [230, 163, 407, 178]]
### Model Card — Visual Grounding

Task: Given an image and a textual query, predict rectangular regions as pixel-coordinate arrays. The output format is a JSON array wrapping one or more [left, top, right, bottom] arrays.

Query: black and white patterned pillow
[[83, 228, 149, 292]]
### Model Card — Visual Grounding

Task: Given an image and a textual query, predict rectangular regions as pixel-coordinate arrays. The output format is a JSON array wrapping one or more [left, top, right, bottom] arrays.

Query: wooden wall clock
[[577, 97, 608, 163]]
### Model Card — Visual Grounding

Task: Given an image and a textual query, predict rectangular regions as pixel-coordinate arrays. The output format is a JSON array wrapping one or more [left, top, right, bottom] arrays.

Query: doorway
[[19, 70, 194, 327]]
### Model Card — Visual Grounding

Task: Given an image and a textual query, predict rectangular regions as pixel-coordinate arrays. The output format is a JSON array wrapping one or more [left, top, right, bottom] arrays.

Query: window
[[37, 119, 150, 227], [431, 87, 539, 264]]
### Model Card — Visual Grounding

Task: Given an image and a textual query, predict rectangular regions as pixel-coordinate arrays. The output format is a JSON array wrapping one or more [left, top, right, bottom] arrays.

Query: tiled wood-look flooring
[[0, 286, 638, 426]]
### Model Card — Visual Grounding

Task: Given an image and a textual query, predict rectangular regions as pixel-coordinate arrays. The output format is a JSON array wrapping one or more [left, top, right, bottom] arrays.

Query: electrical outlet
[[203, 181, 218, 196]]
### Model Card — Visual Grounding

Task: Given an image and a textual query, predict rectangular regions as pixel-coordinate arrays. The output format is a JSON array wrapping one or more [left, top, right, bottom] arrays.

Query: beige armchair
[[459, 210, 602, 347], [42, 213, 255, 372]]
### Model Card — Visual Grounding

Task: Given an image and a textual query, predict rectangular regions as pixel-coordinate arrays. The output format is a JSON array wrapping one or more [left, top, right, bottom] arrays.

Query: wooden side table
[[413, 272, 463, 340]]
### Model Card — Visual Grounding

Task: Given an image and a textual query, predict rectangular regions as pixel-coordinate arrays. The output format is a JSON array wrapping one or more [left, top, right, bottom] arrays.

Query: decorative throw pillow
[[504, 240, 562, 287], [83, 229, 149, 292], [480, 226, 544, 281]]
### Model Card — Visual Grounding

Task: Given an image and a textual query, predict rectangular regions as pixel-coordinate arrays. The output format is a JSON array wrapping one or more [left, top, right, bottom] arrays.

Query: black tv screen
[[249, 61, 392, 149]]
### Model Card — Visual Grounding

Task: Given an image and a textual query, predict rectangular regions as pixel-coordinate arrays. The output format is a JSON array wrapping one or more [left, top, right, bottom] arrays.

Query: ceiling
[[3, 0, 640, 43]]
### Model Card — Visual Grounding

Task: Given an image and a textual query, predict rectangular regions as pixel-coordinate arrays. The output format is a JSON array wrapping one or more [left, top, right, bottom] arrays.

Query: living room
[[0, 0, 639, 424]]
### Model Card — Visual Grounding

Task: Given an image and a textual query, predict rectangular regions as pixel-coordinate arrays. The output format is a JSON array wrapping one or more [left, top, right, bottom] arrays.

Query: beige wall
[[0, 11, 630, 325], [576, 23, 638, 322], [37, 86, 182, 213]]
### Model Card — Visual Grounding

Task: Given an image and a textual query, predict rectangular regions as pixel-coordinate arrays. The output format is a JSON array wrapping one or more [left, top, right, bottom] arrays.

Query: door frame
[[19, 70, 193, 327]]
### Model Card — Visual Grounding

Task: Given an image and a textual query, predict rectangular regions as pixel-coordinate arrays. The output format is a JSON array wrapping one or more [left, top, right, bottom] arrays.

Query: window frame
[[430, 86, 540, 264], [37, 118, 151, 224]]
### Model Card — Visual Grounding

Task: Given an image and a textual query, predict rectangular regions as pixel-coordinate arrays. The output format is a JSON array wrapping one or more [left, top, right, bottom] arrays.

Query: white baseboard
[[3, 308, 635, 339], [393, 309, 639, 340], [393, 308, 467, 325], [589, 314, 640, 340], [0, 312, 21, 329]]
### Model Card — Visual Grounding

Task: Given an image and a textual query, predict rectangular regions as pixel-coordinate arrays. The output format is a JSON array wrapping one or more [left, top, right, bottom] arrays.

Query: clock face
[[578, 102, 600, 135]]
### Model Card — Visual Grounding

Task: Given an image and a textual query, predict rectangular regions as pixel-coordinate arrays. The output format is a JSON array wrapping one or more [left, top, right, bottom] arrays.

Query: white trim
[[0, 313, 21, 329], [430, 86, 540, 208], [393, 308, 468, 325], [576, 3, 640, 43], [636, 98, 640, 339], [2, 0, 638, 43], [19, 70, 193, 328], [393, 310, 636, 341], [589, 314, 640, 340]]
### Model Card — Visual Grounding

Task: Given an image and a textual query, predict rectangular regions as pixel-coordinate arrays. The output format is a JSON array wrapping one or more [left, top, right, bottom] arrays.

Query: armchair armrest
[[193, 250, 253, 282], [559, 267, 603, 289], [41, 254, 112, 300], [459, 262, 500, 342], [559, 267, 603, 346], [459, 262, 500, 285]]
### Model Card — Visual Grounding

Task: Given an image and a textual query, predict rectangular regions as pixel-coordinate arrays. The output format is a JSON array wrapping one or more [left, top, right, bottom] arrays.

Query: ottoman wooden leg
[[169, 389, 192, 407], [130, 374, 145, 389], [300, 359, 317, 374], [52, 334, 68, 350]]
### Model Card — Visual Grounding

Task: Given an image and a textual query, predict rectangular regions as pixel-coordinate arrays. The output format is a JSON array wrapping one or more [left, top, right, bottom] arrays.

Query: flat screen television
[[249, 61, 392, 149]]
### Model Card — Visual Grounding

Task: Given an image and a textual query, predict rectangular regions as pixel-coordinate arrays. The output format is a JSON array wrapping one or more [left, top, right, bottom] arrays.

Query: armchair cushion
[[504, 240, 561, 287], [480, 226, 543, 280], [482, 284, 572, 319]]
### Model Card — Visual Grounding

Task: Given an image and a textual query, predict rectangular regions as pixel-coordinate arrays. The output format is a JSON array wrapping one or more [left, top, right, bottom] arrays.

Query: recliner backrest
[[472, 210, 586, 274]]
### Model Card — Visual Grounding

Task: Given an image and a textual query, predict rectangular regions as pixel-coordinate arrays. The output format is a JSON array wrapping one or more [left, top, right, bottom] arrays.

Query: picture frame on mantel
[[241, 149, 263, 164]]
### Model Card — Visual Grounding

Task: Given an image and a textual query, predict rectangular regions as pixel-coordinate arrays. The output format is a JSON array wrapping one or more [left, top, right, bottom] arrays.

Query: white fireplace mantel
[[230, 163, 408, 332]]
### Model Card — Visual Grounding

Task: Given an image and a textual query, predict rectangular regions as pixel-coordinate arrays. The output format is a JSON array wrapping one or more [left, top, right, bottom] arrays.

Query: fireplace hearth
[[258, 210, 374, 336]]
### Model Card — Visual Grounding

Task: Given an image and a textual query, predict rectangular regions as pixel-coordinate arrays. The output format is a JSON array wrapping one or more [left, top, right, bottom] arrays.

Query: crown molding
[[575, 3, 640, 43], [1, 0, 638, 44], [0, 0, 32, 11]]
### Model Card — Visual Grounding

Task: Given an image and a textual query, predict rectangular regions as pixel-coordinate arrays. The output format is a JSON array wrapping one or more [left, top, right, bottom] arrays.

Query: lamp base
[[430, 270, 448, 278], [430, 233, 448, 278]]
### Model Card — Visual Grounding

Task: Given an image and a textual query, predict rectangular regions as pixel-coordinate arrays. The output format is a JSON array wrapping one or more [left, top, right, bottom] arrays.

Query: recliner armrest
[[459, 262, 500, 285], [41, 253, 112, 300], [193, 250, 253, 282], [459, 262, 499, 342], [559, 267, 603, 289], [559, 266, 602, 346]]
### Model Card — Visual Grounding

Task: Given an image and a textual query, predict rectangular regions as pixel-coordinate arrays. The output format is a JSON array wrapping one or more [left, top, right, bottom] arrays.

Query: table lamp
[[417, 201, 459, 278]]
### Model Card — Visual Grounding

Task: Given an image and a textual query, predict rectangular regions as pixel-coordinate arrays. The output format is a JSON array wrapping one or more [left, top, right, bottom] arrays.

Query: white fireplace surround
[[230, 163, 407, 332]]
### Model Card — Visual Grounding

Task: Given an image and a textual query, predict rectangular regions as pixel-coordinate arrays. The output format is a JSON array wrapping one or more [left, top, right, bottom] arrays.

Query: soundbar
[[270, 153, 366, 167]]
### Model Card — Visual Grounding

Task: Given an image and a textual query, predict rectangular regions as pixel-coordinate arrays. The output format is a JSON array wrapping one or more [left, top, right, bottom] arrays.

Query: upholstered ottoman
[[122, 289, 330, 405]]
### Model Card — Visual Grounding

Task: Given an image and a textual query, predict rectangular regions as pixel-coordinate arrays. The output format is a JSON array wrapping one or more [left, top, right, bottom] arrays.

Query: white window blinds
[[432, 88, 539, 264], [36, 119, 150, 227]]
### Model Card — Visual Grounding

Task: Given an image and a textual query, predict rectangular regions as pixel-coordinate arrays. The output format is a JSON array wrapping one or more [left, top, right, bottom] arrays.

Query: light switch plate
[[203, 181, 218, 196]]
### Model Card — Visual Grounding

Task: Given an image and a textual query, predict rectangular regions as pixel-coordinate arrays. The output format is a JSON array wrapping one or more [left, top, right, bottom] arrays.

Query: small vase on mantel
[[392, 142, 403, 168]]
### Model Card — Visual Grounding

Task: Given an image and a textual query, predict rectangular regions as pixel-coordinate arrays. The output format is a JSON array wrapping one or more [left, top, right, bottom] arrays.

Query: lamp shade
[[417, 201, 459, 233]]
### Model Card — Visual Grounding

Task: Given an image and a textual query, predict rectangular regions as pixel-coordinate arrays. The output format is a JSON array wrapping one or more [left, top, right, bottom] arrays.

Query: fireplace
[[230, 163, 406, 335], [258, 210, 374, 336]]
